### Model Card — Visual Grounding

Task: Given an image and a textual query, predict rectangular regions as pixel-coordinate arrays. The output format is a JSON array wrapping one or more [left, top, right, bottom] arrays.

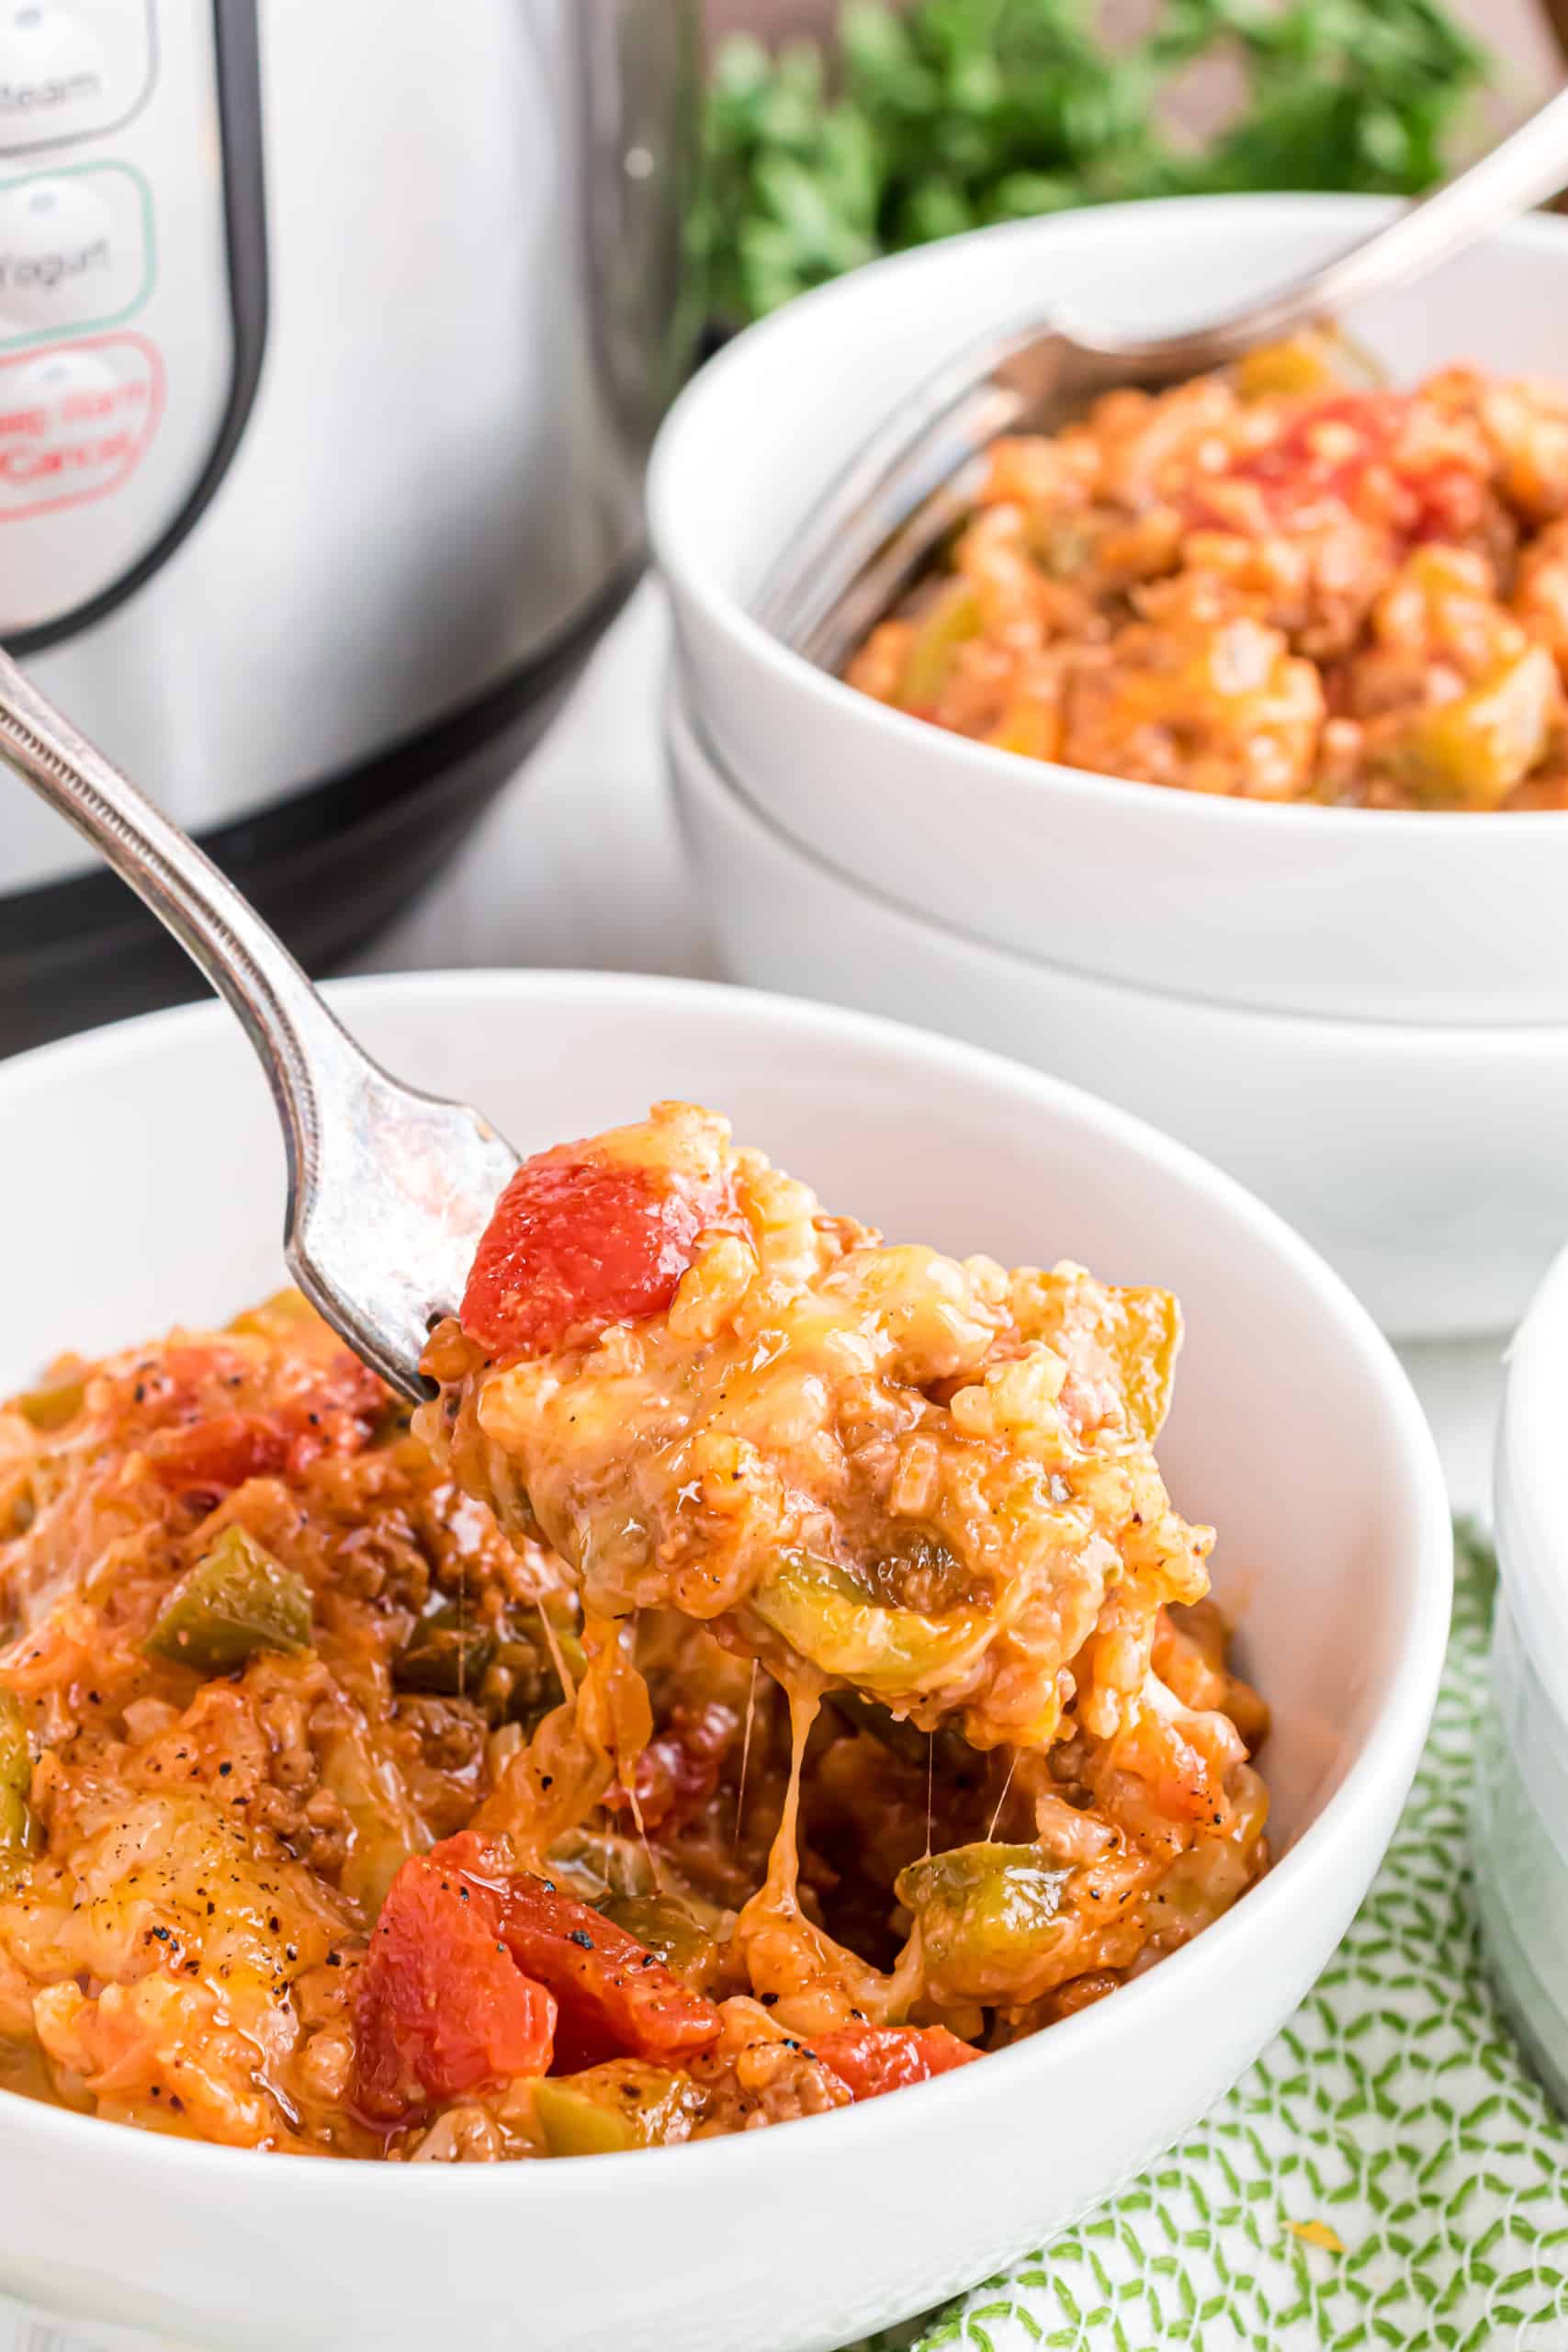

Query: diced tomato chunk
[[460, 1145, 738, 1359], [1234, 391, 1404, 498], [352, 1849, 557, 2125], [811, 2024, 981, 2102], [486, 1864, 722, 2068], [365, 1836, 720, 2093], [1194, 389, 1483, 552], [150, 1411, 288, 1496], [149, 1350, 385, 1498], [276, 1346, 388, 1472], [1404, 459, 1493, 548]]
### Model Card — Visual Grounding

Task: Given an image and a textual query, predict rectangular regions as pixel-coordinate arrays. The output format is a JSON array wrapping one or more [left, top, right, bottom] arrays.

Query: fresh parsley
[[695, 0, 1493, 328]]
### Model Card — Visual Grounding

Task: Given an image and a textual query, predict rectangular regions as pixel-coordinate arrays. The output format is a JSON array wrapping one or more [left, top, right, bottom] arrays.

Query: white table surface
[[5, 582, 1506, 2352]]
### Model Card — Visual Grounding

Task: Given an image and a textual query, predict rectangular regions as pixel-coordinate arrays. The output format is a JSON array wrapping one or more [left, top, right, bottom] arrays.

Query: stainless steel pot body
[[1, 0, 698, 902]]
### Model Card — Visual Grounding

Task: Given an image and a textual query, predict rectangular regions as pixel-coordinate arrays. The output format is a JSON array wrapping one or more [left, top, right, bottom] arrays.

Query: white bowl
[[669, 675, 1568, 1339], [1482, 1237, 1568, 2113], [0, 970, 1447, 2352], [649, 196, 1568, 1026]]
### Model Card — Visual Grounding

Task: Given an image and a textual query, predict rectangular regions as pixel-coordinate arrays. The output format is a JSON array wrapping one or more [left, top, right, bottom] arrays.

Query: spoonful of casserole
[[421, 1100, 1209, 1757], [406, 1103, 1255, 2051]]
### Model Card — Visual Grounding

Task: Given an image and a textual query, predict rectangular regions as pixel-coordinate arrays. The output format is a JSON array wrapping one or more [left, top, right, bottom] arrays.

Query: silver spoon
[[0, 650, 519, 1402], [758, 83, 1568, 674]]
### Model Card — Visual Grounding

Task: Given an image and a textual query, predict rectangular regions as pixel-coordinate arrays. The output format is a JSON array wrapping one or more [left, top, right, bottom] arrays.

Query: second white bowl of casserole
[[649, 196, 1568, 1027]]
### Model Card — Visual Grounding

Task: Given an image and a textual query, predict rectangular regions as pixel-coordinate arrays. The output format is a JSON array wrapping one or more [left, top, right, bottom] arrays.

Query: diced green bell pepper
[[535, 2061, 697, 2155], [1016, 1273, 1180, 1445], [371, 1397, 415, 1446], [750, 1550, 987, 1695], [543, 1606, 588, 1692], [15, 1375, 85, 1434], [0, 1691, 31, 1859], [547, 1828, 659, 1905], [896, 1840, 1071, 2003], [1032, 519, 1093, 582], [1107, 1286, 1181, 1445], [1383, 649, 1555, 811], [1235, 333, 1346, 401], [393, 1602, 496, 1697], [896, 582, 982, 709], [144, 1526, 313, 1673], [599, 1894, 719, 1986], [315, 1725, 424, 1920], [482, 1604, 587, 1732]]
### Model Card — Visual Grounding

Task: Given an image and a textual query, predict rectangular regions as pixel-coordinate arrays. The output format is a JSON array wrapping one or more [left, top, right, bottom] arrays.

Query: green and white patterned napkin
[[854, 1533, 1568, 2352]]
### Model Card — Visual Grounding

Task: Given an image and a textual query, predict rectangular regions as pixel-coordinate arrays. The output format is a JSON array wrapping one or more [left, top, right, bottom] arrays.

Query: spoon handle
[[1080, 83, 1568, 371], [0, 640, 368, 1250], [0, 645, 520, 1401], [1309, 83, 1568, 321]]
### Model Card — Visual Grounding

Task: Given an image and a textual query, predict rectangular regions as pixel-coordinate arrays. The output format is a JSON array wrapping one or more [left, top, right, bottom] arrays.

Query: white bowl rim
[[669, 673, 1568, 1054], [649, 190, 1568, 844], [0, 966, 1452, 2197]]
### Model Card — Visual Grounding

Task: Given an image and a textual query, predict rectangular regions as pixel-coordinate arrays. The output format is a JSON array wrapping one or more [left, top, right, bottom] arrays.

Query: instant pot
[[0, 0, 699, 1051]]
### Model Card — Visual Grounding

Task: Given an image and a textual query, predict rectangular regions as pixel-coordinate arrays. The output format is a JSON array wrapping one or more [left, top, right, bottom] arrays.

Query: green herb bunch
[[695, 0, 1492, 328]]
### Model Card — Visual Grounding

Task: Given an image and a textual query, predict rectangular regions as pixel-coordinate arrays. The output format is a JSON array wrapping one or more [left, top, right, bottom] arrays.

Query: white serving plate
[[668, 673, 1568, 1339], [0, 970, 1447, 2352], [649, 196, 1568, 1026]]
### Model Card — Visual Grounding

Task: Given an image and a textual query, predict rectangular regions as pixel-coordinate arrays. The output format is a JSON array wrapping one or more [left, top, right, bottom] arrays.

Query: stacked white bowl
[[649, 195, 1568, 1340], [1481, 1233, 1568, 2113]]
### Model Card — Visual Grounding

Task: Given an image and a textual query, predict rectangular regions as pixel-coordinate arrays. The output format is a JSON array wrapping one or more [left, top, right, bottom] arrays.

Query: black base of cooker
[[0, 566, 638, 1059]]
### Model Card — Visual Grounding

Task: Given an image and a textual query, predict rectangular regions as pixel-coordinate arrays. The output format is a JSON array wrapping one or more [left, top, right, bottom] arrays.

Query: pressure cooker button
[[0, 5, 107, 151], [0, 330, 161, 517], [7, 337, 116, 409], [0, 164, 147, 337]]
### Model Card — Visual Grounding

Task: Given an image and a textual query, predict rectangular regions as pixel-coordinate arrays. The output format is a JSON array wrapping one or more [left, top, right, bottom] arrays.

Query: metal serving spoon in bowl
[[0, 649, 518, 1402], [757, 82, 1568, 677]]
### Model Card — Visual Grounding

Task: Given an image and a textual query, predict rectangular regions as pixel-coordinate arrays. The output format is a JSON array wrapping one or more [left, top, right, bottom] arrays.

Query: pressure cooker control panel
[[0, 3, 254, 640]]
